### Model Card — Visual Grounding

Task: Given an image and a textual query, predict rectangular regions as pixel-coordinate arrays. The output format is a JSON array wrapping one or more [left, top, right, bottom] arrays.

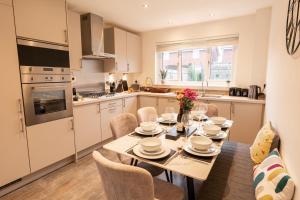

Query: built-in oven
[[17, 38, 73, 126]]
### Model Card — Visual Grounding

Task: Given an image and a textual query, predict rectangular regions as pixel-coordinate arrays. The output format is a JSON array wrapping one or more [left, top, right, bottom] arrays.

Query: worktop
[[73, 92, 265, 107]]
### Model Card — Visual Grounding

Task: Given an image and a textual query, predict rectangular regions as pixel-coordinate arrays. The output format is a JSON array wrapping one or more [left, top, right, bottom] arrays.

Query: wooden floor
[[0, 148, 203, 200]]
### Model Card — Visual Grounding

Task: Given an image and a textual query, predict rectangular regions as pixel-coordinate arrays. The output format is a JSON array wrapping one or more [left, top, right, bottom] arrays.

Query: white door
[[126, 32, 141, 73], [27, 117, 75, 172], [73, 104, 101, 151], [0, 4, 30, 187], [114, 28, 128, 72], [101, 105, 123, 141], [67, 10, 82, 71], [123, 97, 138, 116], [13, 0, 68, 45], [230, 103, 264, 144], [158, 98, 180, 115], [206, 100, 231, 119], [139, 96, 158, 111]]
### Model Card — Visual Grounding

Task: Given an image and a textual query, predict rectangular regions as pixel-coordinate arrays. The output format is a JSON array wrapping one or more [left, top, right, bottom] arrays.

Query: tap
[[200, 80, 208, 97]]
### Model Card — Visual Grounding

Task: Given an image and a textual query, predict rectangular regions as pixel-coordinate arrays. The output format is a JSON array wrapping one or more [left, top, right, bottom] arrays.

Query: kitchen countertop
[[73, 92, 265, 107]]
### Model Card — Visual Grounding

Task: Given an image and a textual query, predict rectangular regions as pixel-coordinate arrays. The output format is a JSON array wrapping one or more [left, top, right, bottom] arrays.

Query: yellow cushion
[[250, 122, 275, 164]]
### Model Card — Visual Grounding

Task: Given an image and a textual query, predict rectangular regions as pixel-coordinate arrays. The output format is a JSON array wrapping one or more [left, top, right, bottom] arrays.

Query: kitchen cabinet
[[104, 27, 141, 73], [26, 117, 75, 172], [138, 96, 159, 111], [123, 96, 138, 116], [73, 104, 101, 152], [0, 3, 30, 187], [67, 10, 82, 71], [230, 103, 264, 144], [158, 97, 180, 115], [126, 32, 142, 73], [206, 100, 231, 119], [13, 0, 68, 45], [100, 100, 123, 141]]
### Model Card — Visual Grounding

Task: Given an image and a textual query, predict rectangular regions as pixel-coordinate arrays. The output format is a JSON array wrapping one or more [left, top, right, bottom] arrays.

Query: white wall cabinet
[[67, 10, 82, 71], [138, 96, 159, 111], [123, 97, 138, 116], [100, 100, 123, 141], [158, 98, 180, 115], [26, 117, 75, 172], [230, 103, 264, 144], [13, 0, 68, 45], [104, 27, 141, 73], [73, 104, 101, 152], [0, 4, 30, 187]]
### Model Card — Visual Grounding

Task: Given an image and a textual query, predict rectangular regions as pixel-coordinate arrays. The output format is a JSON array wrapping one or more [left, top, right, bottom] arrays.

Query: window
[[156, 39, 237, 85]]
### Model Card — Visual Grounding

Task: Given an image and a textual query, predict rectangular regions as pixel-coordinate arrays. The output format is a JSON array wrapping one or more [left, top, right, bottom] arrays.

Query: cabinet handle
[[64, 30, 68, 43], [98, 104, 101, 113], [70, 119, 74, 130], [127, 63, 129, 72], [115, 62, 118, 71], [20, 116, 25, 133], [109, 108, 117, 112], [18, 99, 23, 114], [231, 103, 235, 114]]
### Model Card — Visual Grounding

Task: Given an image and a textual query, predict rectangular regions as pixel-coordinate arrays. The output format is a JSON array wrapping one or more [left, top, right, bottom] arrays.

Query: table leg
[[186, 176, 195, 200]]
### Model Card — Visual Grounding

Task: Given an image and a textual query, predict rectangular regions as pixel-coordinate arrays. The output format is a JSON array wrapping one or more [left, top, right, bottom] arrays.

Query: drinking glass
[[148, 113, 158, 137], [164, 107, 175, 132], [181, 112, 192, 143]]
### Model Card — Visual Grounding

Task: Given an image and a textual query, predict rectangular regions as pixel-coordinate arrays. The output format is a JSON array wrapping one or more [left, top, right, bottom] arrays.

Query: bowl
[[140, 122, 157, 132], [139, 138, 162, 152], [210, 117, 226, 125], [190, 136, 213, 151], [203, 124, 221, 136], [161, 113, 175, 121]]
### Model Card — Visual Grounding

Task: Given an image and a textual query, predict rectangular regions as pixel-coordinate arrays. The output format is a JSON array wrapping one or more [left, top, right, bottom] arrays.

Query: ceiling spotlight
[[142, 3, 149, 8], [210, 13, 215, 17]]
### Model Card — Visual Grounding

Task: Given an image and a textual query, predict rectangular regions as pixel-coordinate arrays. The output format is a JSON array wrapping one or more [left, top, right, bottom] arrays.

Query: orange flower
[[177, 94, 184, 100]]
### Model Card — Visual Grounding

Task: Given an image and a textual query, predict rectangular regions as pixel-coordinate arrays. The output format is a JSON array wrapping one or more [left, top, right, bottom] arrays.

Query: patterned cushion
[[250, 122, 275, 164], [253, 149, 295, 200]]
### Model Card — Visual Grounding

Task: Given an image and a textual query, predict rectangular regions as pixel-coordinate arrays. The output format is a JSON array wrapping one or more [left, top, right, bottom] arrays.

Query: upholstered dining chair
[[206, 104, 219, 117], [110, 113, 165, 177], [93, 151, 184, 200], [137, 107, 158, 124]]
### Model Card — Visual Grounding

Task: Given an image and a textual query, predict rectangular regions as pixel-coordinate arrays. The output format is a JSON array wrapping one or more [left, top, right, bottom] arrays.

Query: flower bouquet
[[176, 88, 198, 122]]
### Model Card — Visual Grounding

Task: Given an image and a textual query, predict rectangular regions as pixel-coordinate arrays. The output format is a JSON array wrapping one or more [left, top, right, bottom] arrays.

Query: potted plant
[[159, 68, 168, 84], [176, 88, 198, 122]]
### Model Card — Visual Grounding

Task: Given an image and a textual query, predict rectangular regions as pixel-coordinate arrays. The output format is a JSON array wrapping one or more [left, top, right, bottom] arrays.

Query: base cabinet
[[73, 104, 101, 152], [26, 117, 75, 172], [230, 103, 264, 144], [0, 3, 30, 187], [138, 96, 158, 111], [158, 98, 179, 115], [123, 97, 137, 116]]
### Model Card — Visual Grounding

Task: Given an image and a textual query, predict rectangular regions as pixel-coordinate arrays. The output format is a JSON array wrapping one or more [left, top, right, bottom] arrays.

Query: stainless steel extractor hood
[[80, 13, 115, 59]]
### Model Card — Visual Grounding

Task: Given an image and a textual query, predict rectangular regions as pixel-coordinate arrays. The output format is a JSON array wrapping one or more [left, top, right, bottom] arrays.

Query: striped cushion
[[253, 149, 295, 200]]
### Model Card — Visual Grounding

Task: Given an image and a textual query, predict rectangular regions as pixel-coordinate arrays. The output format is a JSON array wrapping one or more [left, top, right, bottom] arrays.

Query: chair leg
[[164, 170, 170, 182], [130, 158, 134, 165], [170, 171, 173, 183], [134, 159, 138, 166]]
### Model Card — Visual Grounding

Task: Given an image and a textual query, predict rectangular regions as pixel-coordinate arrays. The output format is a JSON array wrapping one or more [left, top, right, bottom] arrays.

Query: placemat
[[126, 148, 177, 165], [128, 132, 163, 139], [181, 150, 214, 164]]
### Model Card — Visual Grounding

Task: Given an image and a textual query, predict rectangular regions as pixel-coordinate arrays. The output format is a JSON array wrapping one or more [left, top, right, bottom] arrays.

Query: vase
[[161, 79, 165, 84]]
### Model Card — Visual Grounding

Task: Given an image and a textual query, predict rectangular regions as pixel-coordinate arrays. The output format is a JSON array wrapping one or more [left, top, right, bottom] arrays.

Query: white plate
[[187, 143, 217, 154], [133, 145, 171, 159], [183, 145, 221, 157], [202, 131, 228, 140], [158, 117, 177, 124], [139, 147, 165, 156], [135, 126, 163, 135]]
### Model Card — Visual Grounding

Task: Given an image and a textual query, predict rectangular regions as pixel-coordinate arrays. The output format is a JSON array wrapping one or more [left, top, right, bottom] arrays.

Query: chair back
[[206, 104, 219, 117], [93, 151, 155, 200], [110, 113, 138, 139], [137, 107, 158, 124]]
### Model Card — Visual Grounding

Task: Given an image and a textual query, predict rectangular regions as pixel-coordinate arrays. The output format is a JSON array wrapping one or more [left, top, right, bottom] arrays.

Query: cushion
[[253, 149, 295, 200], [250, 122, 275, 164]]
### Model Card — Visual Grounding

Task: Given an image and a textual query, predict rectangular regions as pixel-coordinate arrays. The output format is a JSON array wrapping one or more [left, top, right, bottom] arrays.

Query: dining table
[[103, 118, 233, 200]]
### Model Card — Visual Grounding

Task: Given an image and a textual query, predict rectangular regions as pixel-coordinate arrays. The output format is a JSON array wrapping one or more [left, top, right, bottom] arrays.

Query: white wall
[[131, 8, 272, 88], [266, 0, 300, 199]]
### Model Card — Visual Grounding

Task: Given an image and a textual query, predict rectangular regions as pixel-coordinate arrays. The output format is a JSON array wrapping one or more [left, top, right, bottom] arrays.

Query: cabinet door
[[158, 98, 179, 115], [13, 0, 68, 44], [0, 4, 30, 187], [27, 117, 75, 172], [206, 100, 231, 119], [230, 103, 264, 144], [101, 105, 123, 141], [73, 104, 101, 152], [126, 32, 141, 73], [67, 10, 82, 71], [114, 28, 128, 72], [139, 96, 158, 111], [123, 97, 137, 116]]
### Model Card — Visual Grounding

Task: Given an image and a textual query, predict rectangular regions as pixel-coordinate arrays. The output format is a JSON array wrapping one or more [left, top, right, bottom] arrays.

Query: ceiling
[[68, 0, 274, 32]]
